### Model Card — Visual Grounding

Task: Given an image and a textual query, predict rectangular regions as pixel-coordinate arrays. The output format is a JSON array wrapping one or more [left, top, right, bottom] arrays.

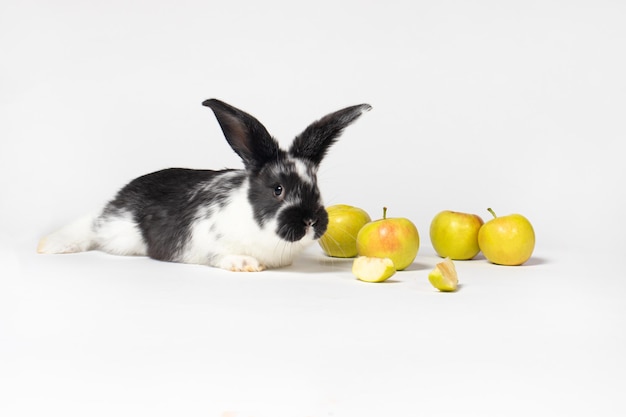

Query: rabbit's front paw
[[218, 255, 266, 272]]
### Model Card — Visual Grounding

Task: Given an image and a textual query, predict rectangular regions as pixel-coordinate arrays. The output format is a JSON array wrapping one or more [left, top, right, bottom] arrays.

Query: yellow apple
[[428, 257, 458, 292], [318, 204, 371, 258], [352, 256, 396, 283], [478, 208, 535, 266], [356, 207, 419, 271], [429, 210, 484, 260]]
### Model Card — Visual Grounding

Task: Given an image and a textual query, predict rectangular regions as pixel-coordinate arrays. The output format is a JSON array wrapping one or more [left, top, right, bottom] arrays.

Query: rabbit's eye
[[273, 185, 284, 199]]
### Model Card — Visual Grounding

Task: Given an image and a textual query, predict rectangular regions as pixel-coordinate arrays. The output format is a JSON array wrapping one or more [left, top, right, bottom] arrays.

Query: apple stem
[[383, 207, 388, 220], [487, 208, 497, 219]]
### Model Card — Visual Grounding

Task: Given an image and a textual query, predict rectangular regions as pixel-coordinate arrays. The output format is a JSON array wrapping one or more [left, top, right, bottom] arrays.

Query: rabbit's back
[[95, 168, 245, 262]]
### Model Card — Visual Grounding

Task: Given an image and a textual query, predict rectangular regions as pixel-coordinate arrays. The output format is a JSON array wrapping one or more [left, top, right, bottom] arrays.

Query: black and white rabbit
[[37, 99, 371, 271]]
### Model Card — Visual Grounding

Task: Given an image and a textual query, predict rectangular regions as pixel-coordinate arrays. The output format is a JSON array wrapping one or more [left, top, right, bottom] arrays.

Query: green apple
[[318, 204, 371, 258], [478, 208, 535, 266], [429, 210, 484, 260], [356, 207, 419, 271], [352, 256, 396, 283], [428, 257, 458, 292]]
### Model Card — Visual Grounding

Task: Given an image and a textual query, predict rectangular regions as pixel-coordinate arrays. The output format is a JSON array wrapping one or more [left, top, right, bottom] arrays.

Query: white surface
[[1, 1, 625, 416], [2, 244, 624, 416]]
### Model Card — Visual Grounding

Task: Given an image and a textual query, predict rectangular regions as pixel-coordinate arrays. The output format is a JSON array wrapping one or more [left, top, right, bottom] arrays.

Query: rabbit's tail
[[37, 213, 97, 254]]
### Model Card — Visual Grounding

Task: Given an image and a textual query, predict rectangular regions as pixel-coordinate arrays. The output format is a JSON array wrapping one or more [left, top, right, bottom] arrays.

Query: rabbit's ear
[[289, 104, 372, 166], [202, 99, 283, 171]]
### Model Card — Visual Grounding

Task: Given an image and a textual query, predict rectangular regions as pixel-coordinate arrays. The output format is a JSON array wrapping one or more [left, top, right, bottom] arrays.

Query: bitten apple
[[428, 257, 459, 292], [356, 207, 419, 271], [478, 208, 535, 266], [352, 256, 396, 283], [430, 210, 484, 260], [318, 204, 371, 258]]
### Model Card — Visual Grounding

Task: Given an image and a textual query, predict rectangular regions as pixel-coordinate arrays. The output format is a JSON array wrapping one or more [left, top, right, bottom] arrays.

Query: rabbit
[[37, 99, 372, 271]]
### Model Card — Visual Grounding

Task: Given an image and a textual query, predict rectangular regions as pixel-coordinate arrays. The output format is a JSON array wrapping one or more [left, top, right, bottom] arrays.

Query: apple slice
[[352, 256, 396, 283], [428, 257, 459, 292]]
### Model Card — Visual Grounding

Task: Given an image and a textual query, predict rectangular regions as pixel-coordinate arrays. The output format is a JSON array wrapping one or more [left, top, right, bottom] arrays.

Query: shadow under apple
[[400, 261, 429, 272]]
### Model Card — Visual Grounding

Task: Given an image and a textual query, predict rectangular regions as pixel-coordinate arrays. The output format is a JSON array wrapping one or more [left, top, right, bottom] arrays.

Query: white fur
[[37, 213, 97, 254], [93, 210, 147, 256], [181, 180, 316, 271], [293, 158, 316, 184], [38, 210, 148, 256]]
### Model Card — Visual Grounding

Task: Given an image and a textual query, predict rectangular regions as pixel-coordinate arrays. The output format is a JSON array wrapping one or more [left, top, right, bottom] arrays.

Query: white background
[[1, 1, 625, 416]]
